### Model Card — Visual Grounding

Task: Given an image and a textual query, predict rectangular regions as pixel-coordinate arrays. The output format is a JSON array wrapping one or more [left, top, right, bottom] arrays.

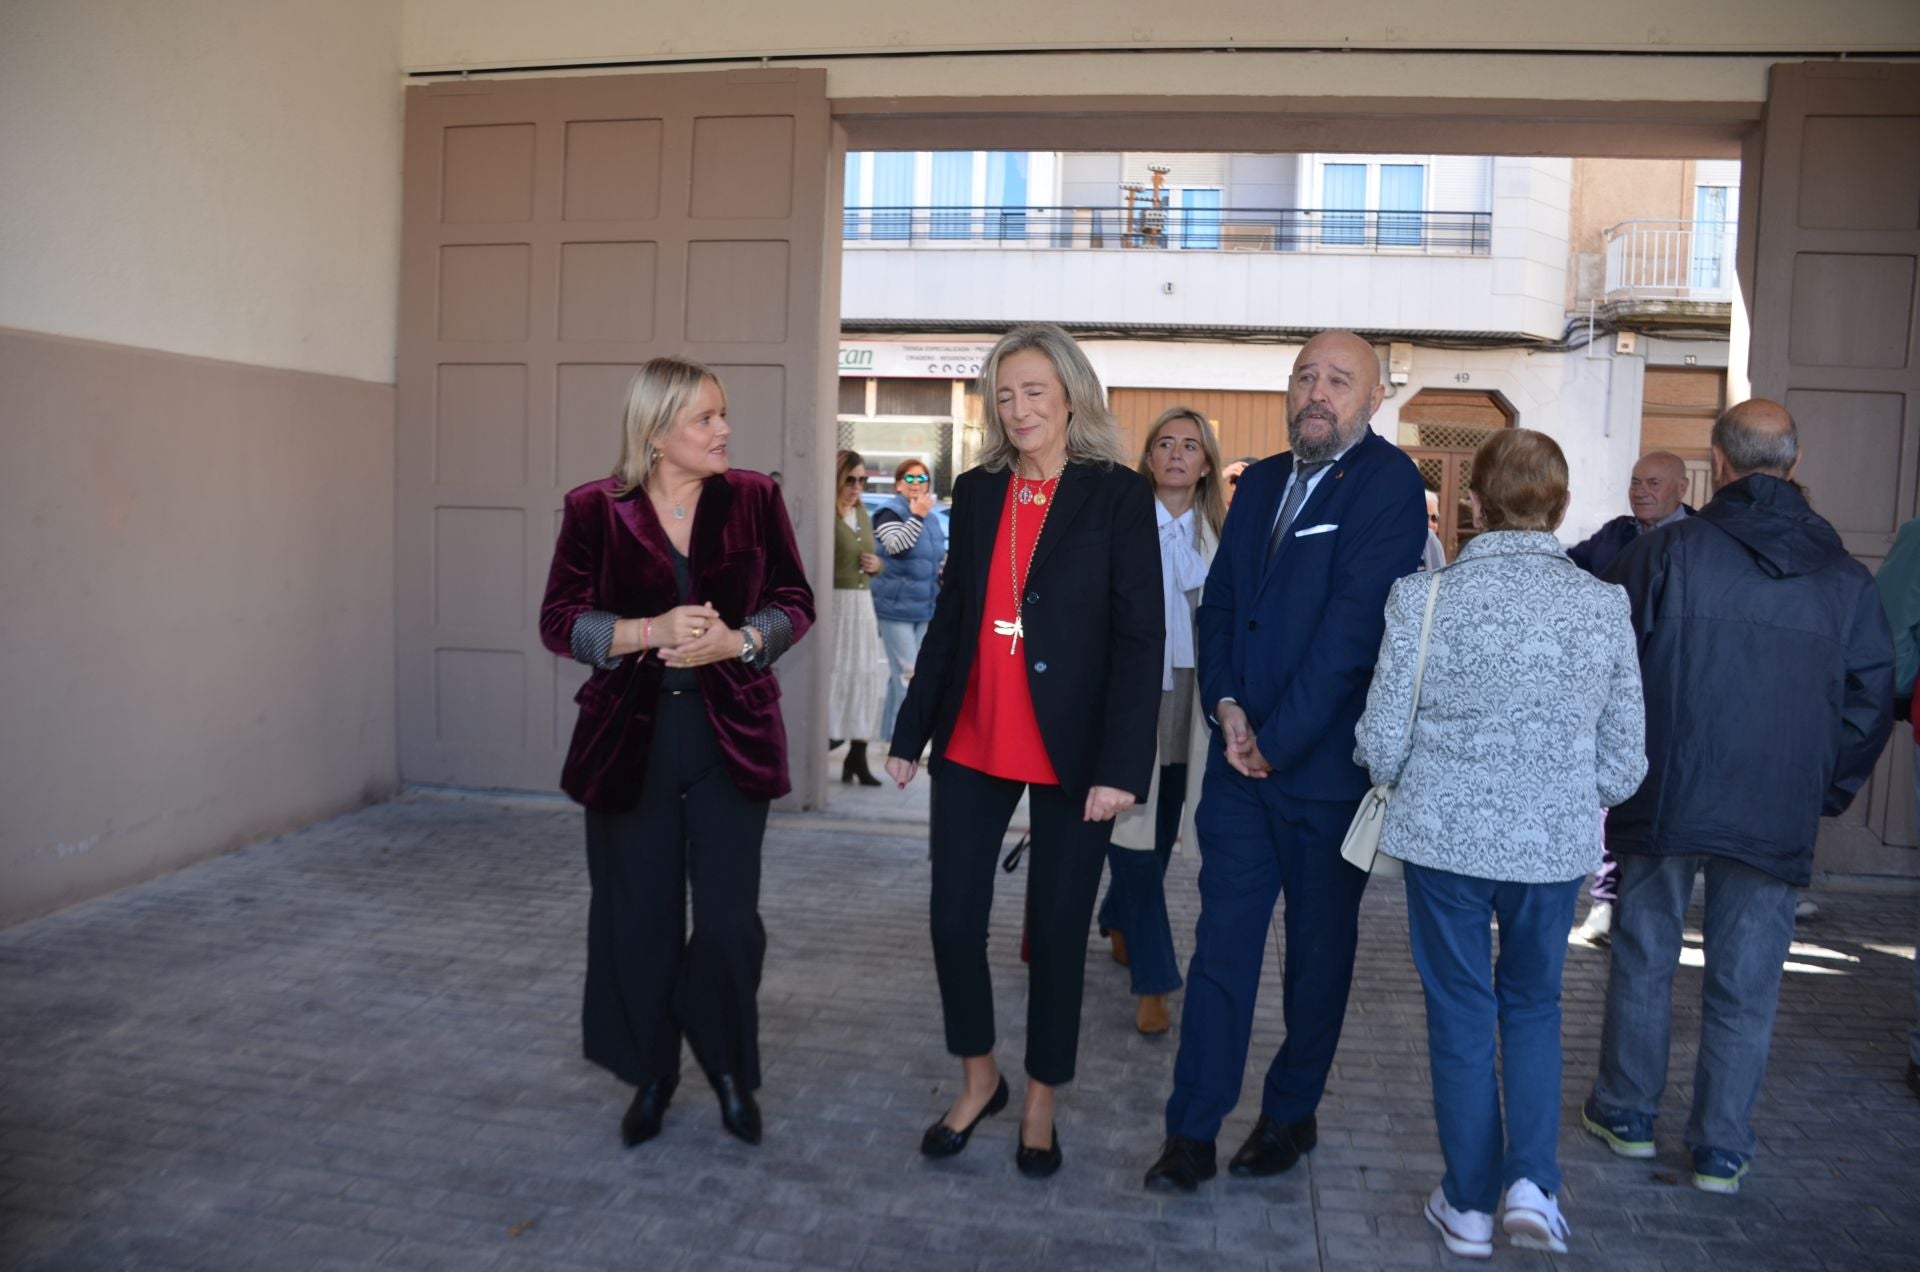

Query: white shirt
[[1268, 437, 1360, 540], [1157, 501, 1210, 690]]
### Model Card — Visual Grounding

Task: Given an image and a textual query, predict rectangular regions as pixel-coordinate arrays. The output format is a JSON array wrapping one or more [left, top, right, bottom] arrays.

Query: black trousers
[[929, 761, 1115, 1085], [581, 691, 770, 1091]]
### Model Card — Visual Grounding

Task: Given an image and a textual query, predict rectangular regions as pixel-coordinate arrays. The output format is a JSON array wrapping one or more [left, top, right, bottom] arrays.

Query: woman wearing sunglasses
[[831, 450, 890, 785], [870, 459, 945, 755]]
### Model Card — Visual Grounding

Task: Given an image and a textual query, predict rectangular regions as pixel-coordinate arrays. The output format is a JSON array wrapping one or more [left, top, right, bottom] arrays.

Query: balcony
[[843, 206, 1493, 256], [1599, 218, 1738, 327]]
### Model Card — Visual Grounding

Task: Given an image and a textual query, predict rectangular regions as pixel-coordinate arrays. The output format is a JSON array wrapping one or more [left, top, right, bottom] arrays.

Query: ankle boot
[[842, 740, 882, 786]]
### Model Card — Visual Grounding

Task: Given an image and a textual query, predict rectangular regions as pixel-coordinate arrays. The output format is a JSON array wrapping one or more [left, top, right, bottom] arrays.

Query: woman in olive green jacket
[[831, 449, 889, 784]]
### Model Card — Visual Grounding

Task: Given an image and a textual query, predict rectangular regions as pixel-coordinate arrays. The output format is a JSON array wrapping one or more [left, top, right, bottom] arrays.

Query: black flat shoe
[[1015, 1123, 1062, 1178], [1228, 1113, 1317, 1177], [1144, 1135, 1217, 1192], [620, 1075, 678, 1147], [920, 1076, 1009, 1158], [710, 1073, 761, 1145]]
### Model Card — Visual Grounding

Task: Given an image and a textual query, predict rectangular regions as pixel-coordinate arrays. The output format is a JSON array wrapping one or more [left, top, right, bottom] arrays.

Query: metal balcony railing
[[1603, 218, 1738, 302], [842, 206, 1494, 255]]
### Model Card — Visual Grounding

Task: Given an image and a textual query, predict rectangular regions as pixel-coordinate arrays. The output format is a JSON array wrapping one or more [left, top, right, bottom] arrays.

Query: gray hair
[[1712, 405, 1799, 478], [974, 323, 1127, 472]]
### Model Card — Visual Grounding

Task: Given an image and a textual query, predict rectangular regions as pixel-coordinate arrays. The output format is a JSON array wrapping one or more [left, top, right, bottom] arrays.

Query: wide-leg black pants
[[929, 760, 1114, 1085], [581, 691, 770, 1090]]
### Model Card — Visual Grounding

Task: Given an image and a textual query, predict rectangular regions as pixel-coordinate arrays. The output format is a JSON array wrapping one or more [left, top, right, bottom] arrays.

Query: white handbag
[[1340, 570, 1442, 879]]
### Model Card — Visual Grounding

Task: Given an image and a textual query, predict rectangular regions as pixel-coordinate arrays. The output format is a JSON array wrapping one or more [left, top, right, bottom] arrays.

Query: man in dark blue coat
[[1567, 451, 1693, 946], [1567, 451, 1694, 579], [1583, 400, 1893, 1196], [1145, 331, 1428, 1191]]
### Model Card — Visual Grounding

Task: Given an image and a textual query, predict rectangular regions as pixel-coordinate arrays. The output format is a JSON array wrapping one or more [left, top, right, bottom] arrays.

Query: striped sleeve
[[872, 508, 924, 556], [568, 610, 625, 670]]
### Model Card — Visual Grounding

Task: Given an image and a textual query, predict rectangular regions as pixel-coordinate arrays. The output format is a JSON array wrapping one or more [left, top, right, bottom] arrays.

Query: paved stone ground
[[3, 783, 1918, 1271]]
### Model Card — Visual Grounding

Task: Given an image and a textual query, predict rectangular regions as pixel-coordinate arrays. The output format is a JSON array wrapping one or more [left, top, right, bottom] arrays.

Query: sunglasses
[[842, 475, 863, 486], [899, 473, 930, 484]]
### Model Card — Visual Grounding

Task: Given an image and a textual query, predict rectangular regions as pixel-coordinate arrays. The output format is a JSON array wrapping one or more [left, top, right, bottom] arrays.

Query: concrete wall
[[0, 2, 405, 924], [401, 1, 1918, 101], [1, 1, 404, 383], [1566, 158, 1693, 307]]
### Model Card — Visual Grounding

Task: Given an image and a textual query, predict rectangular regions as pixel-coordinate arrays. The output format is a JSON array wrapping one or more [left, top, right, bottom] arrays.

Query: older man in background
[[1566, 451, 1694, 943], [1584, 400, 1892, 1195]]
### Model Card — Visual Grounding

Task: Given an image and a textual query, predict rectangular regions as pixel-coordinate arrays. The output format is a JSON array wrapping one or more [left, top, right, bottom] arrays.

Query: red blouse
[[944, 473, 1060, 785]]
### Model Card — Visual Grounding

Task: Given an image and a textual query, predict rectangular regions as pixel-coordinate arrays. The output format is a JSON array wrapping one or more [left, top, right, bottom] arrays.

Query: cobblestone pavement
[[3, 786, 1917, 1271]]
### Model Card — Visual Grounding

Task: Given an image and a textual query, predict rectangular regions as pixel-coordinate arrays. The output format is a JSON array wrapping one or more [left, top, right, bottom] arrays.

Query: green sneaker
[[1582, 1096, 1655, 1159], [1691, 1146, 1750, 1194]]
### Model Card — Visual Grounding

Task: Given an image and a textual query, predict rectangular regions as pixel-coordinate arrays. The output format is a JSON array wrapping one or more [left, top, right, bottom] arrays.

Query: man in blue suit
[[1145, 330, 1429, 1191]]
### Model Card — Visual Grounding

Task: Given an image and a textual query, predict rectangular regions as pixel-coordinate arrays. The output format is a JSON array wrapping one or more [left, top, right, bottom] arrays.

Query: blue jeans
[[875, 618, 928, 743], [1404, 863, 1581, 1214], [1591, 852, 1798, 1157], [1164, 761, 1367, 1140], [1097, 763, 1186, 996]]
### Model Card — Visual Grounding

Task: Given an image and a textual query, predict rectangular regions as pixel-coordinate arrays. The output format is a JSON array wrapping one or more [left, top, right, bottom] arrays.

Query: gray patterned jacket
[[1354, 531, 1648, 884]]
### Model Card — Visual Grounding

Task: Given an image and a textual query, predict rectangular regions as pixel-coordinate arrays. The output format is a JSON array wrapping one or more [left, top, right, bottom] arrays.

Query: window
[[986, 152, 1028, 241], [931, 151, 972, 240], [872, 152, 914, 241], [1378, 164, 1426, 247], [1321, 163, 1366, 245], [1691, 183, 1737, 292], [842, 153, 864, 238], [1180, 188, 1222, 249]]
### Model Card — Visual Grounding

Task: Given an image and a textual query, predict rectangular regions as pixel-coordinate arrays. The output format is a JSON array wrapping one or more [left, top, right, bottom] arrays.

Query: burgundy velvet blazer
[[539, 471, 815, 810]]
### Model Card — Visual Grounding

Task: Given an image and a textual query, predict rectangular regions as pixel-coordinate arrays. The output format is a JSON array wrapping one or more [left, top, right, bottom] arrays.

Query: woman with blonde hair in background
[[540, 357, 815, 1149], [889, 323, 1163, 1177], [830, 448, 889, 785], [1102, 406, 1226, 1035]]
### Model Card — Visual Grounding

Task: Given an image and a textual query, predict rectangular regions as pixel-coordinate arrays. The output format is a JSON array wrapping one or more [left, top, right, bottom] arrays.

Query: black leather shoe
[[620, 1075, 677, 1147], [1015, 1123, 1062, 1178], [1228, 1113, 1317, 1177], [710, 1074, 761, 1145], [920, 1076, 1009, 1157], [1143, 1136, 1217, 1192]]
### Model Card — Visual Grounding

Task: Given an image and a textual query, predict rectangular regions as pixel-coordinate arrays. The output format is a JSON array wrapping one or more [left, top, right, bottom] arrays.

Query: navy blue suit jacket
[[1197, 429, 1429, 803]]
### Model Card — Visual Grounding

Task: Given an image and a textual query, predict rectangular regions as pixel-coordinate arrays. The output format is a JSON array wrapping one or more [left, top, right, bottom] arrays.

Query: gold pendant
[[992, 617, 1024, 654], [1032, 493, 1047, 506]]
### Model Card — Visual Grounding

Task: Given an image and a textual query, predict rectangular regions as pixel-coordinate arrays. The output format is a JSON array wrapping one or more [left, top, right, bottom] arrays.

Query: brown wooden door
[[396, 70, 833, 798], [1748, 62, 1920, 871]]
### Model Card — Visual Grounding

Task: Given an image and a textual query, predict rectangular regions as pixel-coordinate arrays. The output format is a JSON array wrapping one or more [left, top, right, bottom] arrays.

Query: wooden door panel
[[1749, 62, 1920, 869], [397, 70, 831, 797]]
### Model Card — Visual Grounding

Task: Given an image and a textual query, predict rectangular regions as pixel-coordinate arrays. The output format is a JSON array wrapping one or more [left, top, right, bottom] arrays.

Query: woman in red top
[[887, 323, 1164, 1178]]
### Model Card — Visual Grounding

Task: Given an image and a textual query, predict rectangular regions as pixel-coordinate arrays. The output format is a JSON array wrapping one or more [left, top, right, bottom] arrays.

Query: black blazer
[[889, 459, 1164, 801]]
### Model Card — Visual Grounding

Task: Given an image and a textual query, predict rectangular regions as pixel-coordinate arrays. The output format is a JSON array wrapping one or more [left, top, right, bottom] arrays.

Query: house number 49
[[1453, 372, 1472, 384]]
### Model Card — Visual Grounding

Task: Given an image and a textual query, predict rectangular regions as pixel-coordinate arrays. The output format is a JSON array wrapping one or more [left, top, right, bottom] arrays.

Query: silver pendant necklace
[[670, 504, 687, 520]]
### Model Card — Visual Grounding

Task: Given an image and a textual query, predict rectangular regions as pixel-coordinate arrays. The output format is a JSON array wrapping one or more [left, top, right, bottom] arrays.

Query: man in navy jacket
[[1146, 331, 1428, 1191], [1583, 400, 1892, 1195]]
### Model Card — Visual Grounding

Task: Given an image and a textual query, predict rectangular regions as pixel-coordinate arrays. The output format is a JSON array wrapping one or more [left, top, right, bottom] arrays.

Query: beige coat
[[1111, 514, 1218, 853]]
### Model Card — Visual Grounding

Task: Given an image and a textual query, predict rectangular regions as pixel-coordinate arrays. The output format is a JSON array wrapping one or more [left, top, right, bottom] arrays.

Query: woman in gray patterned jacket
[[1355, 429, 1647, 1261]]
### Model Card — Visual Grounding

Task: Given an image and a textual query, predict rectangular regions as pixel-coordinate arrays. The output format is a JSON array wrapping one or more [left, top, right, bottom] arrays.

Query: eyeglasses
[[899, 473, 930, 485]]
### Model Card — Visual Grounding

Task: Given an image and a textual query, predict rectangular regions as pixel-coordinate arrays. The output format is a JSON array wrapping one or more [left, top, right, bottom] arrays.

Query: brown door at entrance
[[396, 70, 833, 797], [1748, 62, 1920, 869]]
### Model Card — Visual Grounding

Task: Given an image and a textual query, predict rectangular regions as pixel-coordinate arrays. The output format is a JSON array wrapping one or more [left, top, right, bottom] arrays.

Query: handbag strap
[[1389, 570, 1442, 786]]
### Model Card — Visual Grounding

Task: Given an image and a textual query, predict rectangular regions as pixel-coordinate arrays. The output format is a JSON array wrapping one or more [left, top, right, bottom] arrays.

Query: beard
[[1288, 404, 1369, 463]]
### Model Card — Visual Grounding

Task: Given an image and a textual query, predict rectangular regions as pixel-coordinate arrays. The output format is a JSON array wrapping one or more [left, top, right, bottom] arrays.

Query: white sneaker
[[1502, 1178, 1570, 1254], [1576, 902, 1613, 945], [1424, 1186, 1493, 1259]]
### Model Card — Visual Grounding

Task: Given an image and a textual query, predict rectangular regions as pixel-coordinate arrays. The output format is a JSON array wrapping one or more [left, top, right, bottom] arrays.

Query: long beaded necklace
[[994, 463, 1065, 654]]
